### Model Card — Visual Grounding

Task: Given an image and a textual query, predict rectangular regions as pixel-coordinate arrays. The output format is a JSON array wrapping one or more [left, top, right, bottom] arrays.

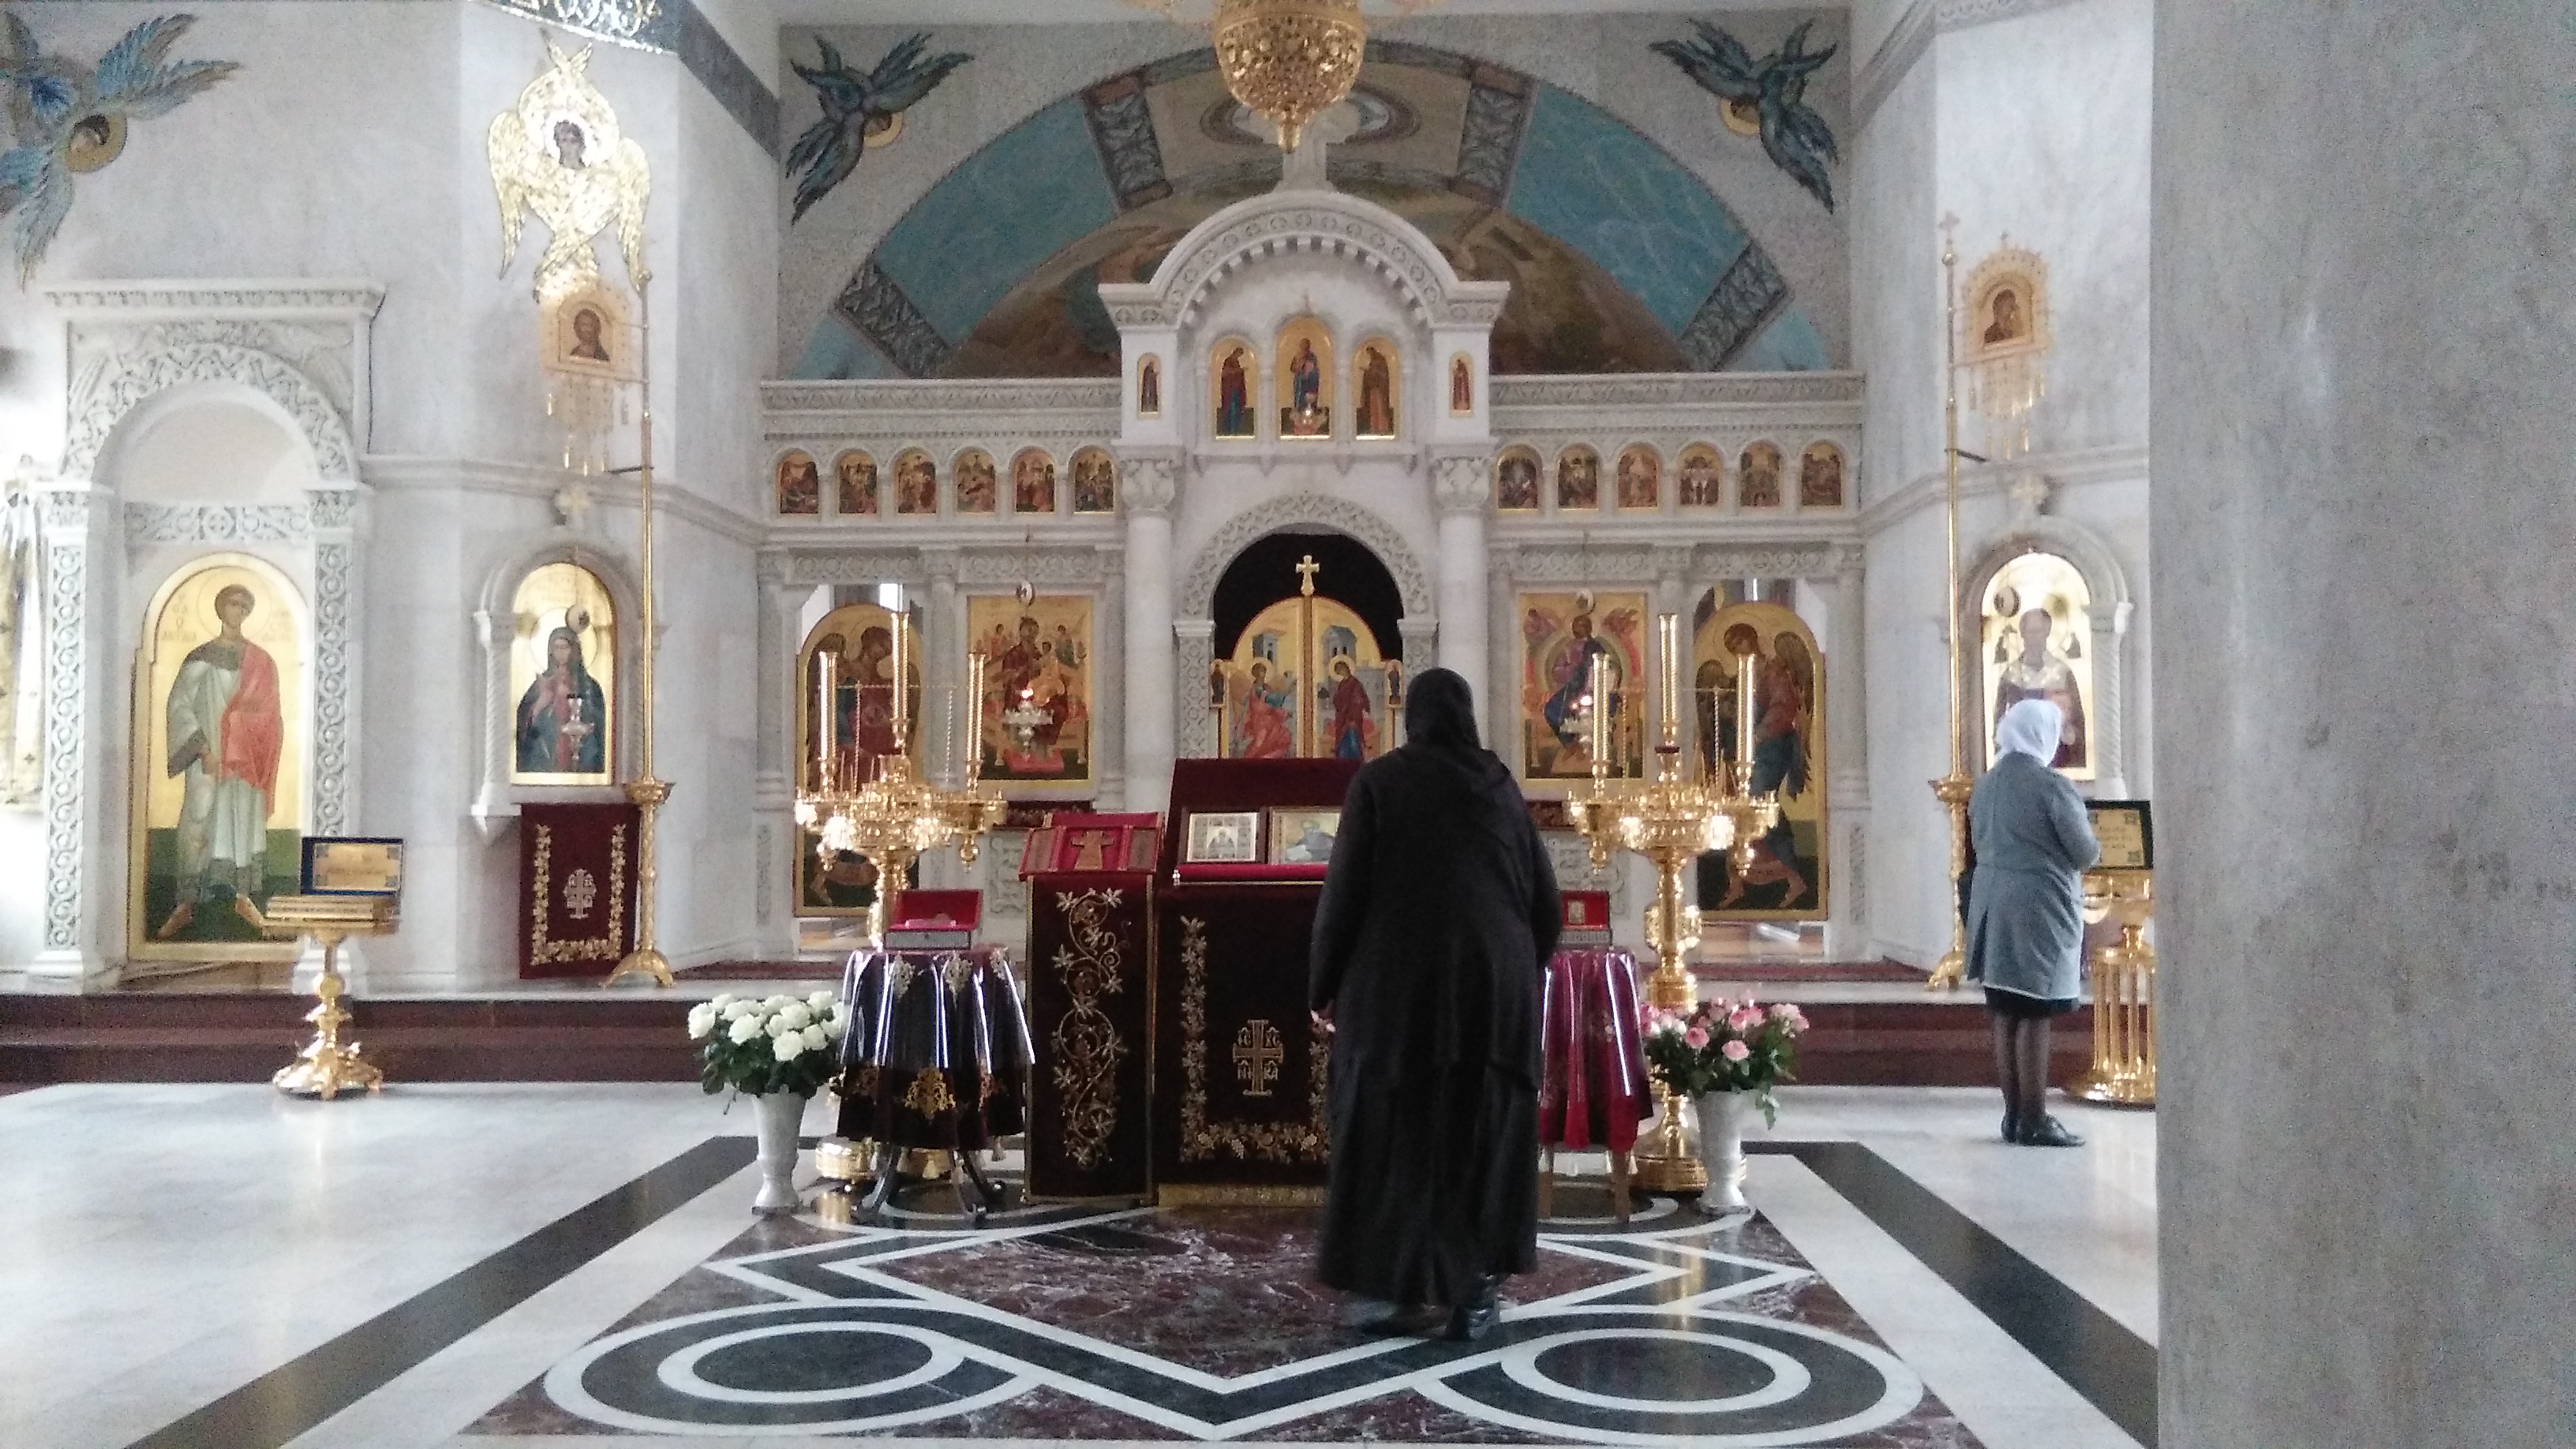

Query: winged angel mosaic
[[0, 14, 238, 281], [488, 40, 650, 302]]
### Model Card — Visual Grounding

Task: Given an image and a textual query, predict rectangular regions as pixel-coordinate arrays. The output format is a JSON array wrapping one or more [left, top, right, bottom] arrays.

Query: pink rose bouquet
[[1640, 994, 1808, 1125]]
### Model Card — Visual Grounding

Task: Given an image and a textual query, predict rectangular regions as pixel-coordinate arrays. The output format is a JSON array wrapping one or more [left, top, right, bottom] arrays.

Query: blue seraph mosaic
[[785, 32, 971, 223], [0, 13, 238, 281], [1652, 20, 1840, 212]]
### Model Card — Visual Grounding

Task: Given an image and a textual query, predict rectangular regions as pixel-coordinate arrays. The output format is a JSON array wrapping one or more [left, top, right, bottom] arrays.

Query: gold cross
[[1233, 1019, 1284, 1097], [1070, 829, 1110, 871], [1294, 555, 1320, 597]]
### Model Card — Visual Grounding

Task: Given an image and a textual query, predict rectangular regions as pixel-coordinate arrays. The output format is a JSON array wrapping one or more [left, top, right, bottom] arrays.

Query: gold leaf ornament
[[489, 41, 653, 301]]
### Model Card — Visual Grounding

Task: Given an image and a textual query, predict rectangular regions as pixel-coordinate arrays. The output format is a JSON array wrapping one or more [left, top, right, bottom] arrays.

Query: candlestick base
[[1631, 1087, 1709, 1196], [605, 945, 673, 989]]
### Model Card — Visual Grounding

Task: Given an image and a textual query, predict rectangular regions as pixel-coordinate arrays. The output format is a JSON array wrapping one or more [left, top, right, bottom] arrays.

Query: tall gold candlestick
[[1927, 225, 1975, 991], [607, 282, 673, 989], [1657, 613, 1681, 748]]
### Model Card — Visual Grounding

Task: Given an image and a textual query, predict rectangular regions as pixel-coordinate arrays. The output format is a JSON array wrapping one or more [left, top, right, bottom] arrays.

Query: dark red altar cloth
[[1540, 948, 1654, 1153], [1151, 758, 1361, 1200], [515, 803, 641, 979], [833, 947, 1034, 1151]]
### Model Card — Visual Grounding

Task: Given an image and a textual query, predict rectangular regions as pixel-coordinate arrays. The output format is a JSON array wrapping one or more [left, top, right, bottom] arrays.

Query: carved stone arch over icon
[[1798, 440, 1846, 508], [774, 448, 822, 516], [1694, 596, 1827, 921], [1070, 447, 1118, 514], [1615, 444, 1662, 511], [1738, 440, 1784, 508], [1352, 335, 1400, 439], [953, 447, 998, 515], [66, 341, 358, 484], [471, 538, 642, 839], [1494, 445, 1542, 513], [892, 448, 938, 515], [1555, 445, 1601, 511], [1274, 317, 1335, 440], [1959, 518, 2135, 793], [1210, 336, 1259, 439], [832, 449, 879, 517], [1009, 447, 1058, 517], [128, 553, 309, 968], [1676, 443, 1724, 508]]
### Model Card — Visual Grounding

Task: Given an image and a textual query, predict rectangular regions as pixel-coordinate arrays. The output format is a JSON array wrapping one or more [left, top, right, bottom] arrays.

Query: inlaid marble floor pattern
[[470, 1184, 1963, 1445], [0, 1084, 2152, 1449]]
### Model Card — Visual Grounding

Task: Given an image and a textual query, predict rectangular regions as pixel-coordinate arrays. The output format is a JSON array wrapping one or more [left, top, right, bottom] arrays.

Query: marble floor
[[0, 1084, 2153, 1449]]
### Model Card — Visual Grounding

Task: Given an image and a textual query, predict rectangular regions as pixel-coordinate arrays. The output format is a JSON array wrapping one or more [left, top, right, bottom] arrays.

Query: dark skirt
[[1318, 1064, 1537, 1308], [1985, 985, 2077, 1020]]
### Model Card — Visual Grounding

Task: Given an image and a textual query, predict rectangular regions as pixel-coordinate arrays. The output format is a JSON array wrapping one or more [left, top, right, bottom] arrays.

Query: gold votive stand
[[263, 895, 398, 1099], [2076, 871, 2155, 1106]]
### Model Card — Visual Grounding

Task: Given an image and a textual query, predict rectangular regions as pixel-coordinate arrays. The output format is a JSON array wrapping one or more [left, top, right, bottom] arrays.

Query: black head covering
[[1402, 667, 1483, 754]]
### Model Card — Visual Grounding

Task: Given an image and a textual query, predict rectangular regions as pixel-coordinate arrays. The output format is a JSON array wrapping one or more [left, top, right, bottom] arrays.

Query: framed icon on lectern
[[2086, 800, 2152, 871]]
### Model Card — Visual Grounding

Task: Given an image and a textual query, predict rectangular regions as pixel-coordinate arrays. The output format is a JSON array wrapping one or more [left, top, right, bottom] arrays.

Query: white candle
[[1587, 653, 1608, 768], [1736, 646, 1757, 770], [818, 650, 836, 787]]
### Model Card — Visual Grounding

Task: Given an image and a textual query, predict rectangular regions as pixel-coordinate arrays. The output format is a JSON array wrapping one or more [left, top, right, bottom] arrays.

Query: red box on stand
[[886, 889, 980, 949], [1560, 890, 1613, 947]]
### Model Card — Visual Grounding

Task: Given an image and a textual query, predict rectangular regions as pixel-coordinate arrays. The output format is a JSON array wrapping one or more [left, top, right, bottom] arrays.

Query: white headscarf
[[1994, 698, 2064, 766]]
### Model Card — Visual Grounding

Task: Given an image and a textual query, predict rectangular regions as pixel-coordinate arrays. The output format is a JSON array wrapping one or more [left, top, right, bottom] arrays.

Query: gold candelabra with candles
[[794, 610, 1009, 948], [1567, 613, 1780, 1195]]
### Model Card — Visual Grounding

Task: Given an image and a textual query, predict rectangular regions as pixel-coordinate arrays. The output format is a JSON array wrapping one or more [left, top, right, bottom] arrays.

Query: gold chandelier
[[1126, 0, 1438, 152]]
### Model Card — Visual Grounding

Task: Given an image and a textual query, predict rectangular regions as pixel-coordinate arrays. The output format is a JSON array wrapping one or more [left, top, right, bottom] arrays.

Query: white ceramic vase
[[1693, 1090, 1753, 1214], [753, 1091, 807, 1215]]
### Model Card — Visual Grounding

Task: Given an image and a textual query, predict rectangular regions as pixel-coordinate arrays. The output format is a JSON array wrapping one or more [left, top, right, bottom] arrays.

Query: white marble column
[[2156, 6, 2575, 1443], [28, 487, 110, 990], [1485, 545, 1518, 768], [1430, 455, 1489, 708], [1820, 545, 1869, 959], [751, 564, 801, 957], [1091, 545, 1127, 810], [1120, 457, 1178, 815]]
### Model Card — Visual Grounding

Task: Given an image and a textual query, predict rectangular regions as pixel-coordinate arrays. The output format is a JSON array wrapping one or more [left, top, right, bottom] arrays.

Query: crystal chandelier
[[1124, 0, 1440, 152]]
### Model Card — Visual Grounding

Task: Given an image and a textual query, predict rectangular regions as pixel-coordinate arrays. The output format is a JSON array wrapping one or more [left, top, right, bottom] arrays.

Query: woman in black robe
[[1309, 668, 1561, 1342]]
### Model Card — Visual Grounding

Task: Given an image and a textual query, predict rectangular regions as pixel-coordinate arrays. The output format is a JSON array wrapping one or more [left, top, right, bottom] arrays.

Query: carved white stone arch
[[1956, 514, 2136, 795], [1101, 190, 1509, 333], [470, 534, 646, 841], [32, 282, 378, 985], [67, 342, 358, 483], [1174, 492, 1434, 758], [1178, 491, 1433, 618]]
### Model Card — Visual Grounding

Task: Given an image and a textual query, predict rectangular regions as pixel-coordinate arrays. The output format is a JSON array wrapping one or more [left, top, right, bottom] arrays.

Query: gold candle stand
[[606, 284, 672, 988], [1567, 614, 1780, 1196], [2076, 871, 2157, 1106], [1928, 227, 1972, 991], [264, 894, 399, 1099]]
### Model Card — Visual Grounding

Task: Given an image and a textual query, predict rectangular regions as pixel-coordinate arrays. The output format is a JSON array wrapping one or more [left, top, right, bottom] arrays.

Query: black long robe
[[1309, 729, 1561, 1305]]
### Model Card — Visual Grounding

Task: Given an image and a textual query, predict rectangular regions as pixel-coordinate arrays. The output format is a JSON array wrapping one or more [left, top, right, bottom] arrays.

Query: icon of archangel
[[487, 41, 650, 301]]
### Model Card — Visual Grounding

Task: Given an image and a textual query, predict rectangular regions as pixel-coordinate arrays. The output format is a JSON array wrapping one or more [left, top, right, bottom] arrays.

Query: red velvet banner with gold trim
[[518, 803, 640, 979]]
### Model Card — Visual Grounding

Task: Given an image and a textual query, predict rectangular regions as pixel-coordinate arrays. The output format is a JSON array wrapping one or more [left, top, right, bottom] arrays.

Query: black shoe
[[2016, 1114, 2085, 1148], [2001, 1112, 2020, 1144], [1445, 1275, 1503, 1343]]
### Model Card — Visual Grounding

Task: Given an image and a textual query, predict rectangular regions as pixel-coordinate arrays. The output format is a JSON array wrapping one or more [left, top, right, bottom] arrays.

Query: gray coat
[[1964, 752, 2101, 1002]]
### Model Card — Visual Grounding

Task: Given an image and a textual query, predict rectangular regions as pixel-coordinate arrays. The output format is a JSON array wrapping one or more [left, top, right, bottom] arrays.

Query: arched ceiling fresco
[[796, 42, 1828, 380]]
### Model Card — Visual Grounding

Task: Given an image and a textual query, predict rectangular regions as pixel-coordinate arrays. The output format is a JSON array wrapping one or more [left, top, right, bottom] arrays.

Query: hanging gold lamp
[[1128, 0, 1435, 152]]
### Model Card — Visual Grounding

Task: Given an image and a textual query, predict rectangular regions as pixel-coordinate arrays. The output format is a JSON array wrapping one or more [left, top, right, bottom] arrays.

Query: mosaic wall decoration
[[784, 33, 970, 222]]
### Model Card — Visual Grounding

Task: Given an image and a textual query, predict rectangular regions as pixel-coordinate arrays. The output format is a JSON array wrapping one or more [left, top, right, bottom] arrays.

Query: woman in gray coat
[[1966, 698, 2100, 1147]]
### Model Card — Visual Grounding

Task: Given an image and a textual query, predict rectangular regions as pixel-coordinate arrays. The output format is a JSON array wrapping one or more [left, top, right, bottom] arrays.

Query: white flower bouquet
[[688, 990, 850, 1099]]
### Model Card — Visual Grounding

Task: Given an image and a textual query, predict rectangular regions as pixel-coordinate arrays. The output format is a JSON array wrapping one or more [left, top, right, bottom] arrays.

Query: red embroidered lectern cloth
[[1024, 877, 1154, 1200], [1540, 948, 1654, 1151], [517, 803, 641, 979]]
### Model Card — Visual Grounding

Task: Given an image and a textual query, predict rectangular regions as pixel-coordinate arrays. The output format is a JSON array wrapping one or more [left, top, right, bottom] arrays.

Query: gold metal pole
[[1927, 228, 1973, 991], [609, 282, 673, 988]]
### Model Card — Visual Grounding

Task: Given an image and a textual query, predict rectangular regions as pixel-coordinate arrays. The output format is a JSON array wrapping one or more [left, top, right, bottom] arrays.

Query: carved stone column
[[30, 487, 110, 989], [1091, 543, 1127, 809], [752, 556, 800, 956], [1821, 543, 1870, 959], [1487, 545, 1518, 770], [1430, 454, 1490, 708], [305, 485, 360, 840], [1120, 455, 1178, 814]]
